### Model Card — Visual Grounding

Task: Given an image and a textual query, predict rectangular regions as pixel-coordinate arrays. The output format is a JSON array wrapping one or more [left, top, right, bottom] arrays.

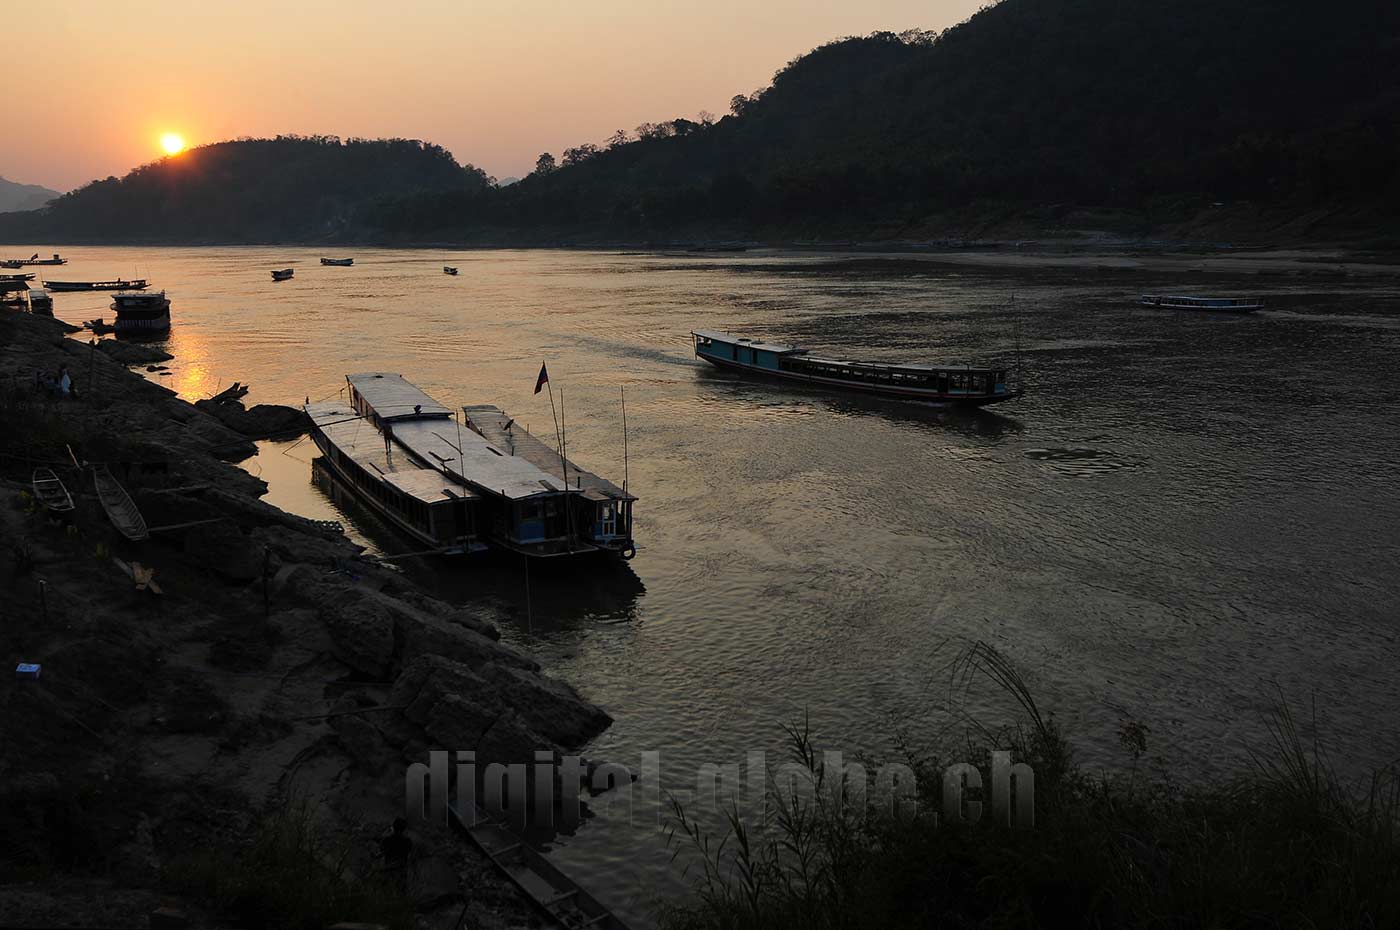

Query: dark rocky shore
[[0, 307, 614, 927]]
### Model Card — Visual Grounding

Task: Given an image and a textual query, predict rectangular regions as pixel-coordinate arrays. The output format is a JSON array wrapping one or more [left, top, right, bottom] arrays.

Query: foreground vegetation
[[661, 643, 1400, 929]]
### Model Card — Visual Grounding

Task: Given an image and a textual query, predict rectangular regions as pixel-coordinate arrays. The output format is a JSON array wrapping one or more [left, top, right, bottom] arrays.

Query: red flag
[[534, 362, 549, 395]]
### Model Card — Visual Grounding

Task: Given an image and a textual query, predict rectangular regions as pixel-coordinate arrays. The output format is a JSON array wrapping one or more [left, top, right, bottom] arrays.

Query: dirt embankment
[[0, 308, 615, 928]]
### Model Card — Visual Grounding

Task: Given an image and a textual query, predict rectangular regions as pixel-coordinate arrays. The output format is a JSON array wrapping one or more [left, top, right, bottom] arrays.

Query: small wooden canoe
[[452, 804, 633, 930], [93, 465, 149, 540], [32, 468, 74, 513], [320, 257, 353, 266], [443, 266, 459, 275], [271, 268, 294, 281]]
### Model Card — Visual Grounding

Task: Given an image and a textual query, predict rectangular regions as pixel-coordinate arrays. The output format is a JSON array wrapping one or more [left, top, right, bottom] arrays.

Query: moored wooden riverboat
[[692, 330, 1022, 405], [111, 290, 171, 334], [463, 404, 637, 559], [271, 268, 294, 281], [305, 399, 487, 554], [320, 257, 353, 266]]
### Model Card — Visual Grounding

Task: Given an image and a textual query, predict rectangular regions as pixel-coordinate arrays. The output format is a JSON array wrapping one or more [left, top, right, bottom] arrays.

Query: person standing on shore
[[379, 817, 414, 892]]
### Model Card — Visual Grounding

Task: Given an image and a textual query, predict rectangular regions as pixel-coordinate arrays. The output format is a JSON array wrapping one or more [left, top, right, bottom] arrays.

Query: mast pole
[[620, 385, 629, 496]]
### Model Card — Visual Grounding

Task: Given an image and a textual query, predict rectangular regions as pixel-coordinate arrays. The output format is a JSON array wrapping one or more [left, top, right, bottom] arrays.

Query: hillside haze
[[4, 0, 1398, 244], [0, 177, 61, 213]]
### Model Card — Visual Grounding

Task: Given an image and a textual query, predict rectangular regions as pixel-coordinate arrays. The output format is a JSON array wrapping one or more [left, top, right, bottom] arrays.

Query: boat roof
[[391, 417, 571, 501], [462, 404, 635, 502], [305, 402, 479, 505], [692, 330, 806, 355], [346, 372, 454, 420]]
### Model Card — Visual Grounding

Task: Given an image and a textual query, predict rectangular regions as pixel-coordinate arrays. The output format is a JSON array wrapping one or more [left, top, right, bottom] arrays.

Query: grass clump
[[661, 642, 1400, 930], [165, 798, 416, 930]]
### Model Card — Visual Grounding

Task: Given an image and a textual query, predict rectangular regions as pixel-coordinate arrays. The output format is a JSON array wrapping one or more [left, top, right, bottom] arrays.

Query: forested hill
[[0, 136, 492, 242], [5, 0, 1399, 244], [364, 0, 1400, 241]]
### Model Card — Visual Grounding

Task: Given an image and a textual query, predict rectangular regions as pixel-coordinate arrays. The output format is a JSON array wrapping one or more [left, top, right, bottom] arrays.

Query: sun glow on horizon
[[160, 132, 186, 155]]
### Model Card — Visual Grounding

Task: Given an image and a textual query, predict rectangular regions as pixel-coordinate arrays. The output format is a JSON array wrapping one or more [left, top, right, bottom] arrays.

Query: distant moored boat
[[111, 290, 171, 335], [28, 288, 53, 315], [271, 268, 294, 281], [2, 253, 66, 267], [443, 266, 459, 275], [1140, 294, 1263, 313], [320, 257, 353, 266], [45, 278, 148, 292]]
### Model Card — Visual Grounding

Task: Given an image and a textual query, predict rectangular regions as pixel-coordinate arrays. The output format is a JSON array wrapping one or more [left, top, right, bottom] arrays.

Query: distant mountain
[[0, 136, 493, 243], [0, 177, 61, 212], [5, 0, 1398, 245]]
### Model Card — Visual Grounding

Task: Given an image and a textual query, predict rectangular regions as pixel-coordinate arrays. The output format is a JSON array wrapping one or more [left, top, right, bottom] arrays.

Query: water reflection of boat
[[693, 330, 1022, 405]]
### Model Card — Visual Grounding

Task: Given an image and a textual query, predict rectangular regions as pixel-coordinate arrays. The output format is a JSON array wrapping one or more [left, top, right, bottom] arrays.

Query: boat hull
[[697, 351, 1022, 406]]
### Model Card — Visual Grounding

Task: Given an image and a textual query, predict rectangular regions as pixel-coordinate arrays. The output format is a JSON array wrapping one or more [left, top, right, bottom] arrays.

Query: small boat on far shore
[[1140, 294, 1263, 313], [46, 278, 148, 292], [443, 266, 458, 275], [2, 253, 66, 267], [320, 257, 353, 266], [271, 268, 294, 281]]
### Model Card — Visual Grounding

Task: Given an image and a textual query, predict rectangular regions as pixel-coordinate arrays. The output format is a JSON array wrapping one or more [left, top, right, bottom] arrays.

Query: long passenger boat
[[463, 404, 636, 559], [312, 373, 627, 558], [1139, 294, 1263, 313], [47, 278, 148, 292], [692, 330, 1022, 405]]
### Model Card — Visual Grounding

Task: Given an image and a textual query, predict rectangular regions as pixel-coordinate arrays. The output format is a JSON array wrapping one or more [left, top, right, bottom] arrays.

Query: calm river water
[[45, 246, 1400, 925]]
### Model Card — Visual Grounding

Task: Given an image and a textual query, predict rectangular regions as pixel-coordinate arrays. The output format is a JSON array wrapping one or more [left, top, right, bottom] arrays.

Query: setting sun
[[160, 132, 186, 155]]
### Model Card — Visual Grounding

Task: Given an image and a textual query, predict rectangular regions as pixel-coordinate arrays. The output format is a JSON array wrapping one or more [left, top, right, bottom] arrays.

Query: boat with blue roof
[[691, 330, 1022, 406]]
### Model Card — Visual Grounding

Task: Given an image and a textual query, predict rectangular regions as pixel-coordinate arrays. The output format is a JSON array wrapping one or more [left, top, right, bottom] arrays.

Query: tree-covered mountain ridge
[[5, 0, 1398, 244]]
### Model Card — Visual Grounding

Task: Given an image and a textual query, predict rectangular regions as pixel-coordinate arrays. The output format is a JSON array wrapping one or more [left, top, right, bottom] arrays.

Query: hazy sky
[[9, 0, 984, 193]]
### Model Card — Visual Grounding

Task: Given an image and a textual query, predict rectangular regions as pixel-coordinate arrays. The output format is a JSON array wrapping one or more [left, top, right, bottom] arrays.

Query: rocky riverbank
[[0, 307, 616, 928]]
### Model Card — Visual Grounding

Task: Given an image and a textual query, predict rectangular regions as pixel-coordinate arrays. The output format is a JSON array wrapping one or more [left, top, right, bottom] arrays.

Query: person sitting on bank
[[379, 817, 414, 890]]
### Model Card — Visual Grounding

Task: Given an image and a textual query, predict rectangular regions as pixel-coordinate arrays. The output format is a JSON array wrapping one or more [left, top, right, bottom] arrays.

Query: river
[[44, 245, 1400, 926]]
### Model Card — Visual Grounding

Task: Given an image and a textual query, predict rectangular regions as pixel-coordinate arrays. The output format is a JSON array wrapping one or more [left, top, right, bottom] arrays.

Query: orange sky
[[9, 0, 984, 193]]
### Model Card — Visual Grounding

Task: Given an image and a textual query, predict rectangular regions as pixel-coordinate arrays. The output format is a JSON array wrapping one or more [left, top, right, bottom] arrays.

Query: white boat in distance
[[1140, 294, 1263, 313], [320, 257, 353, 266], [271, 268, 294, 281]]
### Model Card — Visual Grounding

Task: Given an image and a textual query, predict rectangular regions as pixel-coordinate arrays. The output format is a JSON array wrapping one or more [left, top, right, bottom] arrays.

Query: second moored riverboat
[[692, 331, 1022, 405]]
